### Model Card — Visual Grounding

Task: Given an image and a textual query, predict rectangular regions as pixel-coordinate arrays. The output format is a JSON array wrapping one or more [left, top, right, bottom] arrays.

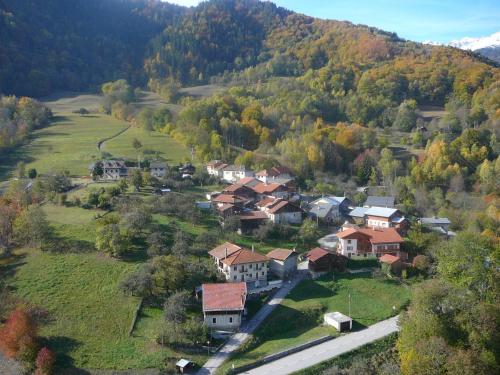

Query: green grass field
[[103, 126, 189, 164], [0, 113, 127, 178], [220, 272, 410, 373]]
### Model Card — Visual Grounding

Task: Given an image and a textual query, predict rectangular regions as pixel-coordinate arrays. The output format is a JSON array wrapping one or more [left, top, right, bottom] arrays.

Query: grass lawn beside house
[[0, 113, 128, 178], [219, 272, 410, 374], [103, 126, 189, 164]]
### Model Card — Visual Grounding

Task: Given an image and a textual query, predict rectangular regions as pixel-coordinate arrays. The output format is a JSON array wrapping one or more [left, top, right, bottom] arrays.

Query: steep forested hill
[[0, 0, 184, 96], [0, 0, 498, 104]]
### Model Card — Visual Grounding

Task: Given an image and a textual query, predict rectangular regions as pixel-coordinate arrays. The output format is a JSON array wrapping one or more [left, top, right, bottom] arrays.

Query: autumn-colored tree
[[0, 306, 38, 360], [34, 347, 56, 375]]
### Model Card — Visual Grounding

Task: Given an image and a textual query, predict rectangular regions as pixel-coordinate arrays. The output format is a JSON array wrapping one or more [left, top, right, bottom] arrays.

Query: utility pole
[[348, 293, 351, 317]]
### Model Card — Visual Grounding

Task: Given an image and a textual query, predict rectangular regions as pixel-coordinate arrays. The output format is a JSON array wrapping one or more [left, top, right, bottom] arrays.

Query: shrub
[[0, 306, 39, 365], [34, 347, 55, 375]]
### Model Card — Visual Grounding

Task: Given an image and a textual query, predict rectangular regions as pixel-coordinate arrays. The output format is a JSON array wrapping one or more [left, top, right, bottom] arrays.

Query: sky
[[163, 0, 500, 43]]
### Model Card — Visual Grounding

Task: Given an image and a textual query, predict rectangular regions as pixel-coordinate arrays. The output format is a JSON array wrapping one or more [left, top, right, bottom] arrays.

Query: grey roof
[[176, 359, 192, 368], [309, 203, 336, 218], [420, 217, 451, 225], [150, 162, 167, 169], [311, 196, 346, 206], [349, 207, 368, 218], [324, 312, 352, 323], [223, 164, 250, 172], [364, 196, 395, 208], [102, 159, 126, 169], [364, 207, 399, 218]]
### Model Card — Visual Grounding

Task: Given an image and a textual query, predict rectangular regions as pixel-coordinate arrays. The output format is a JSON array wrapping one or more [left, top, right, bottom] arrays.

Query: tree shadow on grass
[[40, 335, 81, 371], [0, 252, 28, 281]]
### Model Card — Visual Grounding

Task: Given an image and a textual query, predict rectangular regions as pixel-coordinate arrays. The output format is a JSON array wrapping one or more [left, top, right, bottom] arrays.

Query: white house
[[336, 225, 404, 258], [207, 160, 228, 178], [99, 160, 128, 180], [208, 243, 270, 285], [267, 248, 298, 279], [202, 282, 247, 332], [255, 166, 294, 184], [256, 198, 303, 224], [222, 165, 254, 183]]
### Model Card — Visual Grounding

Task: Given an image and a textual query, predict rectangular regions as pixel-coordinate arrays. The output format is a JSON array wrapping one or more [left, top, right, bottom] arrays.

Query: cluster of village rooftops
[[199, 160, 453, 333], [88, 159, 452, 334]]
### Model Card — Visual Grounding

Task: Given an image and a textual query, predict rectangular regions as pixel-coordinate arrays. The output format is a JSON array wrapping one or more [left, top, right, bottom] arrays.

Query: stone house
[[266, 248, 298, 279]]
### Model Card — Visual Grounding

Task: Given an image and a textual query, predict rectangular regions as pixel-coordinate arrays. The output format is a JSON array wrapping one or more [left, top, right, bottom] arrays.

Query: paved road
[[241, 316, 399, 375], [196, 272, 307, 375]]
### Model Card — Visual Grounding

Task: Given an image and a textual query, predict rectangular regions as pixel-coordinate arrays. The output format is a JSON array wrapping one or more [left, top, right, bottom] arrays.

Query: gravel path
[[196, 272, 307, 375]]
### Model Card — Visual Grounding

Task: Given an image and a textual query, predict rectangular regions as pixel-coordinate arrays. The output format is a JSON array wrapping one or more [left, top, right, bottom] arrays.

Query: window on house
[[233, 275, 237, 280], [364, 253, 367, 258], [212, 317, 216, 324], [249, 264, 252, 269], [229, 317, 233, 323], [262, 271, 264, 275], [347, 240, 351, 244]]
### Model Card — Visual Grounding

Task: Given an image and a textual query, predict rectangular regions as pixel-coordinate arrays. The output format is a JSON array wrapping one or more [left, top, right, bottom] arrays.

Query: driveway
[[241, 316, 399, 375], [196, 272, 307, 375]]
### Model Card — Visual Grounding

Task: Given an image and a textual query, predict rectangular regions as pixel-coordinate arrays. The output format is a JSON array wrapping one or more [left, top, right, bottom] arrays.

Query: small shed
[[176, 358, 194, 373], [324, 312, 352, 332]]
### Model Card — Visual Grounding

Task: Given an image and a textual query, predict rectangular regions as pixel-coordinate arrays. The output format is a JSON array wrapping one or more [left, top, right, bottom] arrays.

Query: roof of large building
[[221, 248, 270, 266], [253, 182, 286, 194], [336, 227, 403, 244], [309, 203, 336, 218], [349, 207, 368, 218], [305, 247, 332, 262], [420, 217, 451, 225], [311, 196, 348, 206], [364, 207, 399, 218], [223, 184, 254, 194], [223, 164, 250, 172], [208, 242, 242, 259], [216, 203, 235, 213], [102, 159, 126, 169], [212, 194, 246, 204], [237, 176, 261, 187], [364, 196, 395, 208], [255, 196, 276, 208], [267, 248, 298, 261], [202, 283, 247, 312], [267, 200, 303, 214]]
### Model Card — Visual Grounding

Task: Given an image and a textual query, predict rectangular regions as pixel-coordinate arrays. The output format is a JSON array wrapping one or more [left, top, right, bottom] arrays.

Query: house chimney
[[225, 247, 228, 259]]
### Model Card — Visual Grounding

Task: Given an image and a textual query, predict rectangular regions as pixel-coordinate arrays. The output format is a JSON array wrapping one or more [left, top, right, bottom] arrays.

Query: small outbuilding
[[175, 358, 194, 373], [324, 312, 353, 332]]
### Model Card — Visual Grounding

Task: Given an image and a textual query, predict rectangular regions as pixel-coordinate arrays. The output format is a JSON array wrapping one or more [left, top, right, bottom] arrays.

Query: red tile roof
[[238, 177, 260, 186], [336, 227, 403, 244], [267, 200, 303, 214], [253, 182, 285, 194], [212, 194, 245, 204], [305, 247, 331, 262], [217, 203, 234, 213], [208, 242, 242, 259], [202, 283, 247, 312], [267, 248, 297, 261], [221, 248, 270, 266], [256, 197, 276, 207], [379, 254, 401, 264], [223, 184, 254, 194]]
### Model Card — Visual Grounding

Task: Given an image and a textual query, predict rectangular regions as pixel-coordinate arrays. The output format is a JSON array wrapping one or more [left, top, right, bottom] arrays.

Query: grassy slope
[[103, 126, 189, 164], [0, 113, 127, 178], [220, 273, 410, 373]]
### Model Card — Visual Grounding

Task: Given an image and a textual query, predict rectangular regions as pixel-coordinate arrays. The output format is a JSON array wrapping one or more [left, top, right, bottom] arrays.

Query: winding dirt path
[[97, 124, 131, 152]]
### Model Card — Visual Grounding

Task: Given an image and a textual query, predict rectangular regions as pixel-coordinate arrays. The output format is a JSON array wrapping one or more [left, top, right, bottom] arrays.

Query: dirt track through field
[[97, 125, 131, 152]]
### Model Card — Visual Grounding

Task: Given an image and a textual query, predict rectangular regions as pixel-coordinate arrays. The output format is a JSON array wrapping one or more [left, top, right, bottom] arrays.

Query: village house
[[222, 165, 254, 183], [336, 225, 405, 259], [253, 182, 291, 200], [208, 243, 270, 286], [149, 161, 167, 178], [206, 160, 228, 178], [255, 166, 294, 184], [305, 247, 347, 274], [308, 196, 352, 224], [238, 210, 269, 234], [237, 176, 262, 188], [222, 184, 256, 201], [262, 199, 304, 224], [202, 282, 247, 332], [267, 248, 298, 279], [364, 207, 408, 232], [348, 206, 368, 225], [364, 196, 395, 208], [93, 159, 128, 181], [419, 217, 452, 235]]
